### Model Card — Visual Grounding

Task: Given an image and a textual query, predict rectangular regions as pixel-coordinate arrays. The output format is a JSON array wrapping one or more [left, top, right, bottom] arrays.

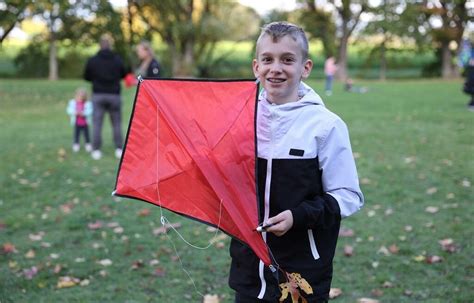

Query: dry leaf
[[203, 294, 220, 303], [425, 187, 437, 195], [137, 208, 151, 217], [357, 298, 380, 303], [23, 266, 38, 279], [382, 281, 394, 288], [57, 276, 79, 289], [344, 245, 354, 257], [425, 206, 439, 214], [131, 260, 145, 270], [154, 267, 166, 277], [438, 238, 458, 253], [29, 232, 45, 241], [279, 272, 313, 303], [98, 259, 112, 266], [413, 255, 426, 262], [329, 288, 343, 299], [425, 255, 443, 264], [25, 249, 36, 259], [388, 244, 399, 254], [2, 243, 17, 254], [88, 221, 103, 230], [339, 228, 354, 237]]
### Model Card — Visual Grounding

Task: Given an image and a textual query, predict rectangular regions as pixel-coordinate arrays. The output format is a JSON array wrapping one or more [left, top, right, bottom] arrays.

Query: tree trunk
[[380, 39, 387, 81], [48, 34, 58, 81], [441, 42, 452, 79], [337, 34, 349, 81]]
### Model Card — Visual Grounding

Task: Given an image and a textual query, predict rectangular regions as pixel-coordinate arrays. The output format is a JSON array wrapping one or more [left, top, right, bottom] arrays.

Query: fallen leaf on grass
[[388, 244, 399, 254], [203, 294, 220, 303], [25, 249, 36, 259], [339, 228, 354, 237], [425, 187, 437, 195], [87, 221, 103, 230], [461, 179, 471, 187], [357, 298, 380, 303], [425, 206, 439, 214], [137, 208, 151, 217], [413, 255, 426, 262], [329, 288, 342, 299], [438, 238, 458, 253], [154, 267, 166, 277], [344, 245, 354, 257], [131, 260, 145, 270], [3, 243, 18, 254], [98, 259, 113, 266], [23, 266, 38, 279], [57, 276, 80, 289], [29, 232, 45, 241], [152, 223, 182, 235], [382, 281, 394, 288], [425, 255, 443, 264]]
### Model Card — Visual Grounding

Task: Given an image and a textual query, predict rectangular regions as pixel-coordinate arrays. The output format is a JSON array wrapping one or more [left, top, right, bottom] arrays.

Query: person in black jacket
[[84, 34, 127, 160], [136, 40, 162, 78], [464, 57, 474, 111]]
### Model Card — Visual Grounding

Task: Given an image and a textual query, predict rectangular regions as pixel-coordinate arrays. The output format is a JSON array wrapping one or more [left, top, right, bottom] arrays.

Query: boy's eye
[[261, 57, 272, 63], [283, 57, 296, 63]]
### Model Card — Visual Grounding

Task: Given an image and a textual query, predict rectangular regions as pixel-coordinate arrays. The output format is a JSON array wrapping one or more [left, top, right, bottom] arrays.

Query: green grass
[[1, 79, 473, 302]]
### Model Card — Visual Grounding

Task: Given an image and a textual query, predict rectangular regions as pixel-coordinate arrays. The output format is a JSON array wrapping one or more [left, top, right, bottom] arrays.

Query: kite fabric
[[113, 78, 272, 266]]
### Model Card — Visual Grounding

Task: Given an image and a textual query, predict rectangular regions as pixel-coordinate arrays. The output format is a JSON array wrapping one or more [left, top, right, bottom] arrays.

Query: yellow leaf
[[289, 273, 313, 295], [202, 294, 219, 303], [279, 282, 290, 301]]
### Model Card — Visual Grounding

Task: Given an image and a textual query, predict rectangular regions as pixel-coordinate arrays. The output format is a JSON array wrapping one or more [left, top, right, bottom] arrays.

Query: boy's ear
[[252, 59, 259, 78], [301, 59, 313, 79]]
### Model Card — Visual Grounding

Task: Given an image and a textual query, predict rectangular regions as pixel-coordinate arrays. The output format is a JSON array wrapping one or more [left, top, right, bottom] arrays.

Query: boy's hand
[[265, 210, 293, 237]]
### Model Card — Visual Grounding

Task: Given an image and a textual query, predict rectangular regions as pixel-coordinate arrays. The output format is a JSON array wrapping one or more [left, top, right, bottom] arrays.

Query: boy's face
[[253, 34, 313, 105]]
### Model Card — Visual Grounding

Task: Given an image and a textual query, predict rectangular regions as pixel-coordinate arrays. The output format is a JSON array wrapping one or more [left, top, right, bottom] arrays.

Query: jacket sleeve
[[291, 117, 364, 230], [66, 100, 76, 116]]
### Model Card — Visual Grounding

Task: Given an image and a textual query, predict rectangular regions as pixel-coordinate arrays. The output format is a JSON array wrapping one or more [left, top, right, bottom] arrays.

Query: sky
[[109, 0, 298, 15]]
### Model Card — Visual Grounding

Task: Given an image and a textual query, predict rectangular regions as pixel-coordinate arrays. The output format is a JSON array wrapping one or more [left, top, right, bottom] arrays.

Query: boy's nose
[[269, 62, 283, 73]]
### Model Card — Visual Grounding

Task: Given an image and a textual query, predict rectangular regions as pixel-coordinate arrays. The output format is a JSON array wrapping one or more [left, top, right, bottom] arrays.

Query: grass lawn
[[1, 78, 473, 302]]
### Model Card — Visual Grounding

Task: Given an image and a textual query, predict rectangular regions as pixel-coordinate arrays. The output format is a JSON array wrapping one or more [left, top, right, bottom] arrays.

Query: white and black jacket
[[229, 82, 364, 302]]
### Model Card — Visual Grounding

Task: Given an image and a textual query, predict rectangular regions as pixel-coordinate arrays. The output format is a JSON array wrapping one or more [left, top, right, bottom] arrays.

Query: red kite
[[114, 78, 272, 266]]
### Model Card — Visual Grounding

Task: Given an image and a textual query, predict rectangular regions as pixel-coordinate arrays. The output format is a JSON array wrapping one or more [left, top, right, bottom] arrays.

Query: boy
[[229, 22, 364, 302]]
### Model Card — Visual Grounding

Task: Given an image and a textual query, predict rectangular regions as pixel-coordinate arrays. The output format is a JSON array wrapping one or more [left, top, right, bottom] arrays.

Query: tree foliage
[[131, 0, 260, 77]]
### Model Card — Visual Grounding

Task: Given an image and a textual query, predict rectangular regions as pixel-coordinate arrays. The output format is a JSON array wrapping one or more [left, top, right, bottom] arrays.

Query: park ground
[[0, 79, 473, 302]]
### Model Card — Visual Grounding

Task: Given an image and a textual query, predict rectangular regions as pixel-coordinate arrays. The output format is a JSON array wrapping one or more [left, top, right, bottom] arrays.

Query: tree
[[15, 0, 128, 80], [333, 0, 368, 80], [0, 0, 33, 44], [363, 0, 407, 80], [299, 1, 337, 58], [132, 0, 260, 77], [298, 0, 368, 80], [399, 0, 471, 78]]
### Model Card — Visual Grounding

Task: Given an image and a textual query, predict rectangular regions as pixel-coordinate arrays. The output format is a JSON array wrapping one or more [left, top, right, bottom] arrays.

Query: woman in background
[[136, 40, 162, 78]]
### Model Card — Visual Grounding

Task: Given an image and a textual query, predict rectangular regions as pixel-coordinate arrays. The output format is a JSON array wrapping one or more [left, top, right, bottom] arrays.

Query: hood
[[259, 81, 325, 108]]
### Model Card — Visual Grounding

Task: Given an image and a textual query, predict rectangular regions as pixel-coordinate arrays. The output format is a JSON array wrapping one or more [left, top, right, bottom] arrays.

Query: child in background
[[67, 88, 92, 152], [228, 22, 363, 302]]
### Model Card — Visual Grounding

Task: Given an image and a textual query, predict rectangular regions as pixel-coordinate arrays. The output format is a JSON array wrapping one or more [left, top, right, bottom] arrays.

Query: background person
[[84, 34, 127, 160], [324, 56, 337, 96], [135, 40, 162, 78], [66, 88, 92, 153]]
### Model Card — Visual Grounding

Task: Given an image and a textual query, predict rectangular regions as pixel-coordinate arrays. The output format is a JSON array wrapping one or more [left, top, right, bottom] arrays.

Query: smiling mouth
[[267, 78, 286, 83]]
